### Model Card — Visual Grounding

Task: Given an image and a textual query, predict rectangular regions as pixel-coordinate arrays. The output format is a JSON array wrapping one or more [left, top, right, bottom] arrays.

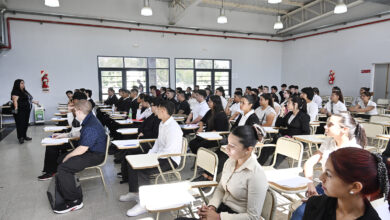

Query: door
[[99, 70, 123, 101], [195, 70, 212, 90], [373, 64, 390, 100]]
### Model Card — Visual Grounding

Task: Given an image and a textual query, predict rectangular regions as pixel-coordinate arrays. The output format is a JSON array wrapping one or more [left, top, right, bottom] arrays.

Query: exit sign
[[361, 69, 371, 74]]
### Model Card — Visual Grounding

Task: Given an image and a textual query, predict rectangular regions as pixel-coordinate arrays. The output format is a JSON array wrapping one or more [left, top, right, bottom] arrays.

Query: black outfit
[[279, 91, 285, 103], [11, 89, 32, 139], [272, 93, 280, 103], [117, 97, 131, 113], [56, 113, 107, 202], [88, 98, 96, 108], [232, 112, 260, 128], [175, 203, 237, 220], [303, 195, 380, 220], [178, 100, 191, 115], [258, 111, 310, 166], [168, 98, 179, 113], [104, 94, 118, 106], [129, 98, 138, 119], [189, 110, 229, 154]]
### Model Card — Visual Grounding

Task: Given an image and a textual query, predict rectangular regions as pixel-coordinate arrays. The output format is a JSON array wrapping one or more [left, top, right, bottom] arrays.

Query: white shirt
[[230, 102, 242, 120], [192, 100, 210, 120], [306, 101, 318, 122], [220, 96, 228, 109], [148, 117, 183, 165], [324, 101, 347, 114], [136, 107, 152, 120], [273, 102, 281, 116], [238, 110, 255, 126], [255, 106, 276, 126], [319, 137, 362, 170], [357, 100, 378, 115], [313, 94, 322, 109], [188, 98, 198, 110]]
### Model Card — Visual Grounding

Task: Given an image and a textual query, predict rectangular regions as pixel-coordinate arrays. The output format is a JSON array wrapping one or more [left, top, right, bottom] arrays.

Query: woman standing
[[11, 79, 38, 144]]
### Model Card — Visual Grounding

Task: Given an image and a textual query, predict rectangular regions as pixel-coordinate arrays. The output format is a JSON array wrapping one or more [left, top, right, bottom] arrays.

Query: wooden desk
[[112, 140, 140, 149], [54, 113, 67, 116], [180, 124, 199, 130], [51, 117, 67, 122], [197, 132, 223, 141], [115, 119, 133, 125], [265, 167, 311, 193], [293, 135, 326, 156]]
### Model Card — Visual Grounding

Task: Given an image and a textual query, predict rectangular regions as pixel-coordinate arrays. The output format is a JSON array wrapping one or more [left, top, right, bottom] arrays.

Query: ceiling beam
[[201, 0, 288, 14], [282, 1, 304, 7], [168, 0, 203, 25]]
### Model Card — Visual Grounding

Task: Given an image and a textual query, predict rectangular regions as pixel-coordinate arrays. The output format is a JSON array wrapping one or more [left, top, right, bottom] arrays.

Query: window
[[98, 56, 169, 101], [175, 59, 232, 96]]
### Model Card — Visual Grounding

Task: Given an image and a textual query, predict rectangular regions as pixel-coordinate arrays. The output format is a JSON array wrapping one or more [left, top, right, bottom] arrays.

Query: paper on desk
[[117, 128, 138, 134], [139, 181, 195, 211], [44, 126, 68, 132], [112, 140, 140, 149], [263, 127, 278, 133], [116, 119, 133, 124], [174, 116, 185, 119], [51, 117, 67, 121], [180, 124, 199, 129], [41, 138, 69, 145], [198, 132, 222, 139], [111, 113, 127, 117]]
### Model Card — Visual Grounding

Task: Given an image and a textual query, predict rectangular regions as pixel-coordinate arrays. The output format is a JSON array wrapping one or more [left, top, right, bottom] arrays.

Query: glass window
[[196, 71, 212, 89], [214, 60, 230, 69], [126, 70, 147, 93], [149, 69, 169, 88], [176, 59, 194, 68], [215, 71, 230, 96], [101, 71, 123, 100], [149, 58, 169, 69], [195, 59, 212, 69], [125, 57, 147, 68], [98, 57, 123, 68], [176, 69, 194, 89]]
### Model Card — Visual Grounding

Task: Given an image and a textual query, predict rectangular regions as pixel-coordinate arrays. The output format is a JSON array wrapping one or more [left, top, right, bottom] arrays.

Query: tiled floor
[[0, 125, 288, 220]]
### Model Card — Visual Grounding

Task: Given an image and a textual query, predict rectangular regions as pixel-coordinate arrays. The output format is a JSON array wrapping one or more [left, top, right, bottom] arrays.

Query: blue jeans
[[290, 183, 324, 220]]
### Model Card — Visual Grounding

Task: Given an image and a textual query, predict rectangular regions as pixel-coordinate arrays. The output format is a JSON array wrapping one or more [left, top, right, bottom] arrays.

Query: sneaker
[[38, 173, 55, 181], [18, 138, 24, 144], [119, 192, 139, 202], [24, 137, 32, 141], [117, 172, 122, 178], [54, 200, 83, 214], [126, 203, 147, 217]]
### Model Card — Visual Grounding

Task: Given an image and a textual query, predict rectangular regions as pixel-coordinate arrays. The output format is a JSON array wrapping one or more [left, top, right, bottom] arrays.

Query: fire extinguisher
[[329, 70, 335, 85]]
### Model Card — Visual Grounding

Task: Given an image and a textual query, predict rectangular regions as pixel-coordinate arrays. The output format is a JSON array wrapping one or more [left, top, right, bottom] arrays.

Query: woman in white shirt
[[320, 90, 347, 116], [349, 91, 378, 115], [290, 113, 366, 220], [215, 87, 228, 109], [271, 93, 281, 116], [312, 87, 322, 109], [255, 93, 276, 127], [300, 87, 318, 122], [176, 125, 268, 220]]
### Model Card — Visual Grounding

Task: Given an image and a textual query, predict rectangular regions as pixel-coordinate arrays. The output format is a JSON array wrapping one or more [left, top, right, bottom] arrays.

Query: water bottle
[[128, 111, 132, 120], [112, 104, 115, 114]]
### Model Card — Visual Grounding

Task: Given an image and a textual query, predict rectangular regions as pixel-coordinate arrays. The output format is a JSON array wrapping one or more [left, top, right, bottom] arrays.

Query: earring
[[349, 191, 354, 195]]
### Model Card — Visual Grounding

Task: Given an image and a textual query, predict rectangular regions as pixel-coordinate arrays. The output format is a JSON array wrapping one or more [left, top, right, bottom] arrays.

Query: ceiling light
[[217, 8, 227, 24], [141, 0, 153, 16], [274, 16, 283, 30], [334, 0, 347, 14], [45, 0, 59, 7], [268, 0, 282, 4]]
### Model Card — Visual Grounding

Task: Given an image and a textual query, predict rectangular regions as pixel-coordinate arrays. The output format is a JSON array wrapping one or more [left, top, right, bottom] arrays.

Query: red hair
[[329, 148, 390, 210]]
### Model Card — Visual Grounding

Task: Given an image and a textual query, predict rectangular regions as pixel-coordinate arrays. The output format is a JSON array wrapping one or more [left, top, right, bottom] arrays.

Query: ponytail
[[290, 96, 307, 113], [355, 123, 367, 148]]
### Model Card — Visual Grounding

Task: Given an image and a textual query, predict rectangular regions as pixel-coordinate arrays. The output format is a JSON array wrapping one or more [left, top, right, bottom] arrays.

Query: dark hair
[[236, 88, 243, 92], [332, 86, 341, 91], [85, 89, 92, 98], [264, 86, 269, 89], [209, 95, 224, 113], [231, 125, 262, 149], [301, 87, 314, 101], [242, 95, 257, 109], [138, 93, 146, 100], [246, 86, 252, 91], [119, 88, 124, 92], [294, 85, 299, 90], [151, 97, 162, 106], [361, 87, 370, 92], [205, 88, 212, 95], [196, 89, 207, 98], [108, 87, 115, 93], [131, 88, 139, 94], [176, 87, 183, 92], [177, 91, 187, 99], [150, 85, 157, 90], [313, 87, 320, 95], [329, 148, 390, 210], [361, 91, 374, 98], [332, 90, 344, 103], [160, 87, 167, 92], [288, 85, 294, 90], [234, 91, 243, 97], [270, 93, 278, 102], [281, 84, 287, 88], [123, 89, 131, 94], [271, 86, 278, 91], [158, 100, 175, 115], [284, 90, 292, 96], [143, 95, 152, 104], [80, 88, 85, 93], [72, 91, 87, 100], [11, 79, 30, 98], [251, 89, 259, 95], [260, 93, 274, 108], [66, 90, 73, 95], [258, 85, 263, 90], [216, 87, 225, 97], [332, 113, 367, 147], [289, 96, 307, 113]]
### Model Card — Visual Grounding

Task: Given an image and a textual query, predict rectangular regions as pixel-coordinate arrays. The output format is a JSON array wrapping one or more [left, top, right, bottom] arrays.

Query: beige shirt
[[209, 154, 268, 220]]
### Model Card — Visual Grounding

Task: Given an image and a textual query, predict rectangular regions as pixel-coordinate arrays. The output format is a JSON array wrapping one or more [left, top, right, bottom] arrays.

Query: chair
[[261, 137, 304, 170], [77, 134, 110, 192], [361, 123, 387, 152], [261, 189, 277, 220], [377, 98, 389, 105], [369, 115, 390, 123], [344, 96, 354, 106]]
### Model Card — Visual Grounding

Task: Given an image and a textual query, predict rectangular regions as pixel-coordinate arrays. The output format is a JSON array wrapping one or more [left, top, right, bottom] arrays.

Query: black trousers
[[120, 144, 150, 181], [127, 158, 177, 192], [43, 143, 72, 174], [189, 137, 219, 154], [13, 107, 31, 139], [175, 202, 237, 220], [57, 151, 105, 201]]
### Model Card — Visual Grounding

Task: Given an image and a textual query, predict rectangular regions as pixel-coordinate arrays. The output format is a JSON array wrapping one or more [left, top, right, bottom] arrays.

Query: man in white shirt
[[119, 100, 183, 217], [312, 87, 322, 109], [136, 95, 153, 120], [225, 91, 243, 120], [185, 90, 210, 124], [301, 87, 318, 122], [215, 86, 228, 109]]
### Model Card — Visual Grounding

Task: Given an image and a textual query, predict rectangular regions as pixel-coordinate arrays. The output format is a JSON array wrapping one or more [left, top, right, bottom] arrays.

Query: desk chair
[[361, 123, 386, 152], [77, 134, 110, 192], [261, 188, 277, 220], [370, 115, 390, 124]]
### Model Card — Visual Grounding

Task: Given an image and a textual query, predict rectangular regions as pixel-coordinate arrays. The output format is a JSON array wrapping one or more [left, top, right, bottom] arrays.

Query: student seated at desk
[[312, 87, 322, 109], [136, 95, 152, 120], [215, 86, 228, 110], [104, 87, 118, 106], [38, 92, 87, 181], [349, 91, 378, 115], [280, 89, 291, 108], [84, 89, 95, 108], [166, 89, 179, 113], [353, 87, 370, 106], [189, 95, 229, 154], [177, 91, 191, 115], [185, 90, 210, 124], [176, 126, 269, 220], [129, 89, 139, 119], [290, 113, 366, 220], [321, 90, 347, 116], [54, 100, 107, 214], [271, 93, 281, 115], [301, 87, 318, 122], [302, 148, 387, 220], [66, 90, 73, 104], [255, 93, 276, 127], [226, 91, 243, 121], [116, 89, 131, 113], [232, 95, 260, 129], [119, 101, 183, 217]]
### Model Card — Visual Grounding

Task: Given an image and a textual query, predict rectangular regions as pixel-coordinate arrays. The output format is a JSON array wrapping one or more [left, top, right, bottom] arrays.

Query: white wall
[[281, 16, 390, 97]]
